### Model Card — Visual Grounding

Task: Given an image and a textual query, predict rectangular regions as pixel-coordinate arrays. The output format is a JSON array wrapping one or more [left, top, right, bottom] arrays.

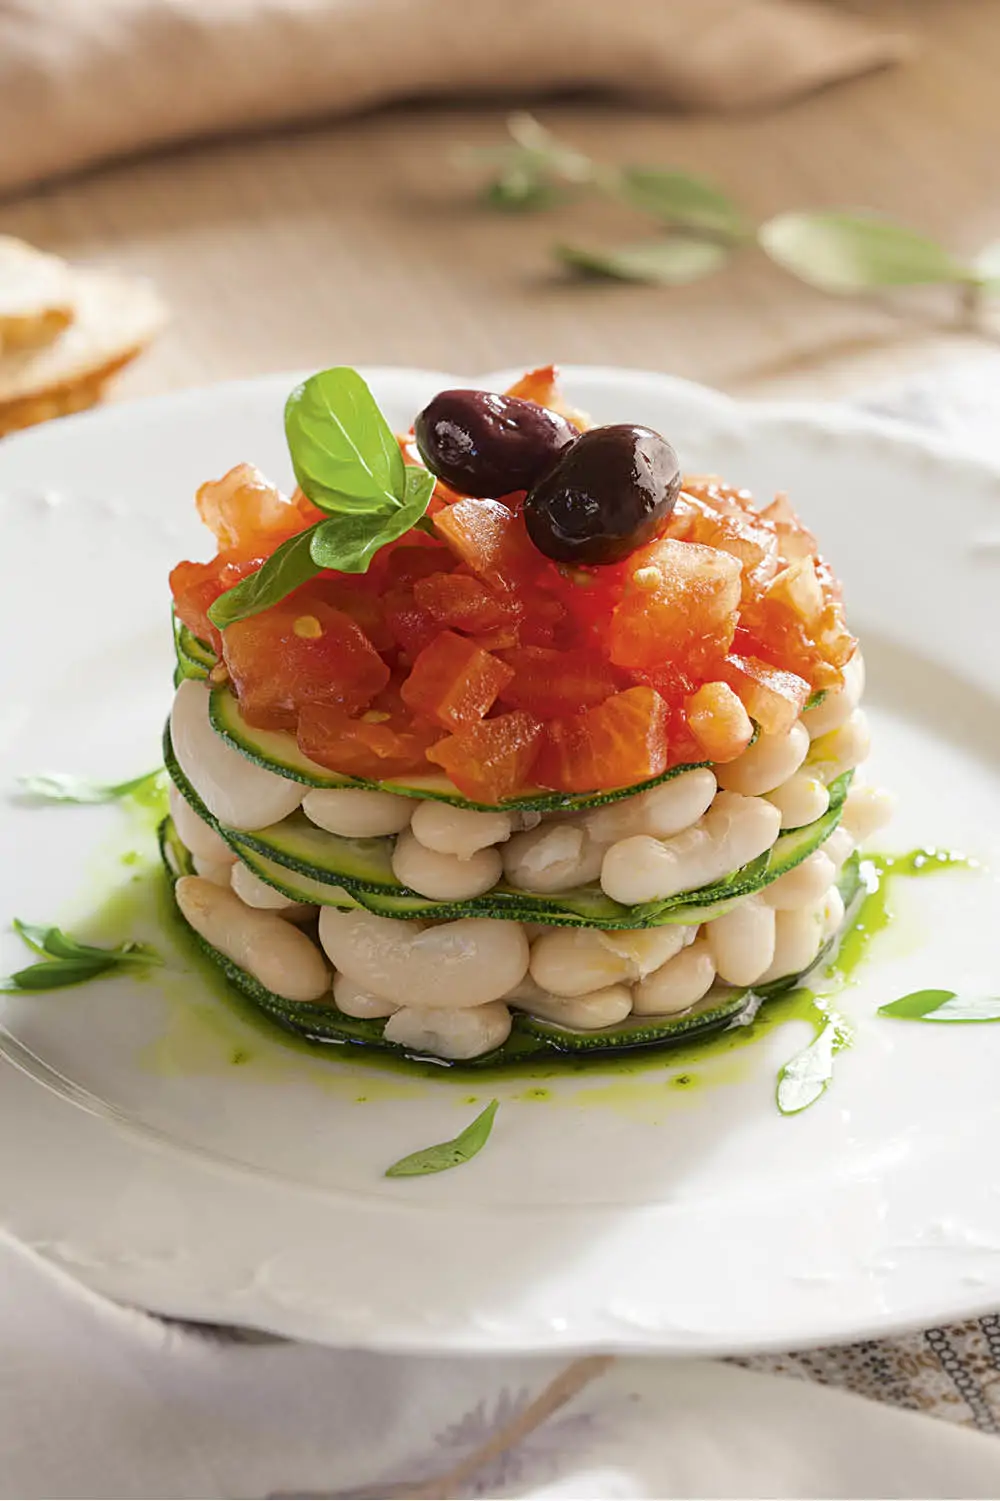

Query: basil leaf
[[309, 466, 434, 575], [208, 526, 322, 630], [776, 1021, 837, 1115], [878, 989, 1000, 1023], [285, 367, 405, 513], [555, 238, 730, 286], [12, 918, 160, 967], [482, 168, 561, 212], [17, 768, 162, 805], [759, 211, 971, 294], [2, 958, 118, 992], [616, 167, 749, 239], [385, 1099, 499, 1178]]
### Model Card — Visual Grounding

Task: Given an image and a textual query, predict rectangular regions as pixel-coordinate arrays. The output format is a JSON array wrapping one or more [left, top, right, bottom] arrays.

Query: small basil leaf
[[555, 237, 730, 286], [12, 918, 162, 968], [2, 957, 118, 992], [17, 768, 162, 805], [309, 466, 434, 575], [285, 367, 405, 513], [616, 167, 749, 238], [759, 211, 971, 294], [208, 526, 322, 630], [385, 1100, 499, 1178], [878, 989, 1000, 1023], [776, 1021, 837, 1115], [482, 169, 561, 212]]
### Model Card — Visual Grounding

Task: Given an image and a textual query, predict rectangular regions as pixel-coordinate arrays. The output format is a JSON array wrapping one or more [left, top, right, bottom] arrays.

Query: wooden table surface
[[2, 0, 999, 407]]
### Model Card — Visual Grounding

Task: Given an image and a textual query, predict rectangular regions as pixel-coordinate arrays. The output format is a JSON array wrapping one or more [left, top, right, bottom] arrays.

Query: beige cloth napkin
[[0, 0, 909, 197]]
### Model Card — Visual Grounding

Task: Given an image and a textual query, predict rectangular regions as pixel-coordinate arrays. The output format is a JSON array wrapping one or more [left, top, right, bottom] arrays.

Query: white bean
[[757, 901, 826, 984], [503, 819, 605, 894], [766, 771, 830, 830], [840, 785, 895, 844], [821, 826, 856, 874], [802, 651, 865, 739], [170, 680, 304, 830], [764, 849, 836, 910], [383, 1002, 512, 1060], [391, 828, 502, 900], [632, 939, 716, 1016], [318, 908, 528, 1010], [175, 875, 330, 1001], [333, 974, 398, 1019], [582, 769, 717, 843], [601, 792, 781, 906], [168, 780, 235, 865], [230, 860, 315, 919], [807, 710, 871, 785], [704, 895, 776, 985], [409, 801, 513, 857], [716, 721, 809, 796], [302, 787, 413, 838], [529, 924, 692, 997], [509, 977, 633, 1030], [822, 885, 846, 940], [192, 855, 234, 888]]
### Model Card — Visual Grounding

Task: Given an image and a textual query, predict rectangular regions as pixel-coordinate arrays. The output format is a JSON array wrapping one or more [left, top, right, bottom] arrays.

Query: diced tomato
[[400, 630, 514, 732], [379, 539, 455, 588], [169, 553, 262, 651], [297, 700, 438, 781], [312, 576, 395, 653], [535, 686, 670, 794], [413, 572, 520, 636], [610, 538, 741, 673], [383, 587, 441, 658], [721, 654, 810, 737], [433, 498, 539, 592], [496, 647, 625, 717], [685, 681, 755, 763], [222, 600, 389, 730], [504, 364, 561, 407], [196, 464, 320, 554], [427, 711, 544, 802]]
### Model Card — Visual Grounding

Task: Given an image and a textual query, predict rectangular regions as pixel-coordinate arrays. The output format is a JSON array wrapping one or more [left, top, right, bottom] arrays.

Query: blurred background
[[1, 0, 998, 415]]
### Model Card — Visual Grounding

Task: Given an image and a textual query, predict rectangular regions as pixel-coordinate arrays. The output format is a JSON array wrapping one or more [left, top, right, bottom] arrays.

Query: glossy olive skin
[[523, 424, 681, 566], [414, 389, 577, 498]]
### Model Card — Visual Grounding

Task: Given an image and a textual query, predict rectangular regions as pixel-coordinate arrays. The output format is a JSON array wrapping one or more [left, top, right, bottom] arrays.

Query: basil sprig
[[878, 989, 1000, 1023], [384, 1100, 499, 1178], [208, 368, 435, 629], [2, 918, 161, 993], [17, 768, 163, 804]]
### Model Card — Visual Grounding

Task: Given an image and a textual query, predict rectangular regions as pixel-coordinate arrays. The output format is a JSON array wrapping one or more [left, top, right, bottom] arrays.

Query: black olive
[[523, 424, 681, 566], [414, 389, 577, 498]]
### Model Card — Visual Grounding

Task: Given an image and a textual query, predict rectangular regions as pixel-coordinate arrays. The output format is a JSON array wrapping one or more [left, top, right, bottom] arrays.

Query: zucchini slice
[[208, 685, 713, 813], [159, 821, 863, 1066], [164, 720, 851, 929], [172, 612, 217, 683]]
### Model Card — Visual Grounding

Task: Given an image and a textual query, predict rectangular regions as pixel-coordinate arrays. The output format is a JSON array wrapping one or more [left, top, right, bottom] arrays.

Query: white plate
[[0, 366, 998, 1356]]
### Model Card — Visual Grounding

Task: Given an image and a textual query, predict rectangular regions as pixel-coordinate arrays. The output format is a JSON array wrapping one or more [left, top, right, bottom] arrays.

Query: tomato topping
[[298, 700, 438, 781], [400, 630, 514, 732], [196, 464, 320, 553], [427, 711, 544, 802], [496, 647, 625, 716], [413, 572, 520, 636], [535, 686, 670, 794], [170, 553, 262, 651], [610, 538, 741, 674], [222, 600, 389, 731], [721, 654, 810, 737], [504, 364, 561, 408], [433, 498, 538, 592]]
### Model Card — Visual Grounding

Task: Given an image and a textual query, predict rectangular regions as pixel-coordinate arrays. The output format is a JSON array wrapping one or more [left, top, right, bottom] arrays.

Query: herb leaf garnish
[[757, 211, 972, 295], [209, 368, 435, 627], [878, 989, 1000, 1023], [17, 769, 163, 805], [615, 166, 750, 238], [2, 920, 161, 993], [385, 1100, 499, 1178], [555, 238, 730, 286], [776, 1021, 839, 1115], [208, 527, 322, 630]]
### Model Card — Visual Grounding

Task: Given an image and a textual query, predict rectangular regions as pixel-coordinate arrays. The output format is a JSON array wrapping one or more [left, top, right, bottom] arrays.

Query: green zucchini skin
[[160, 818, 862, 1067], [164, 720, 851, 929]]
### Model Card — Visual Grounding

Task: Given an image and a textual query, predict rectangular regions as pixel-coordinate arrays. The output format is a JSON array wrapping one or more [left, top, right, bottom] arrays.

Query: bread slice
[[0, 267, 166, 436], [0, 236, 76, 353]]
